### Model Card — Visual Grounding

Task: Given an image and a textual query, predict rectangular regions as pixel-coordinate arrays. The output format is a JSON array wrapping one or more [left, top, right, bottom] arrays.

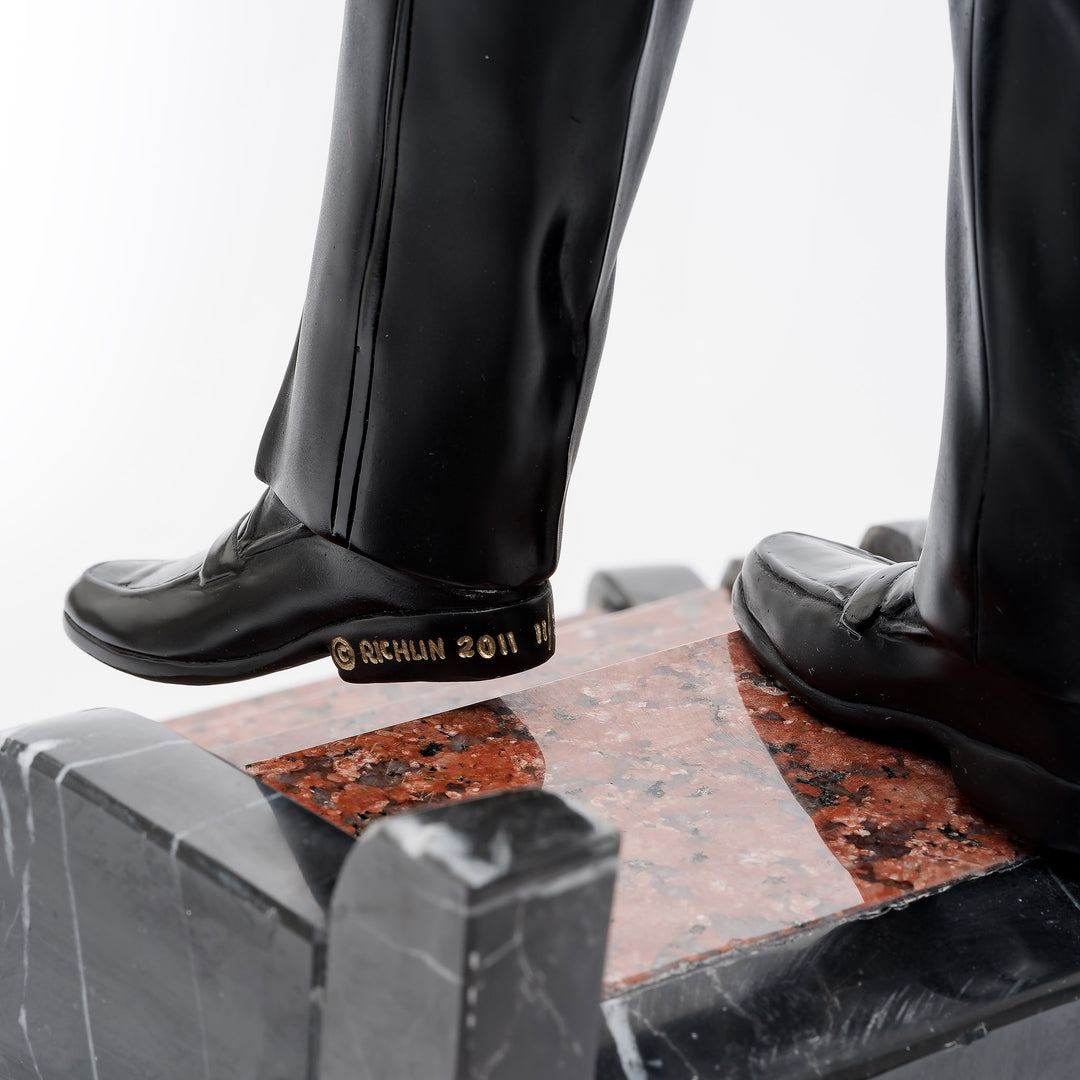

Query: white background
[[1, 2, 953, 726]]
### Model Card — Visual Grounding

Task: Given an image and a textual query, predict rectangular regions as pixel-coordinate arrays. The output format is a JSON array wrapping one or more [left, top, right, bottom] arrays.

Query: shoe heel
[[328, 586, 556, 684], [947, 733, 1080, 854]]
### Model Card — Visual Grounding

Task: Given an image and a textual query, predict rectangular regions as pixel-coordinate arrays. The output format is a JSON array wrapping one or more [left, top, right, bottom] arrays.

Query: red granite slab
[[247, 705, 544, 834], [166, 588, 736, 765], [245, 630, 1027, 992], [727, 633, 1028, 904]]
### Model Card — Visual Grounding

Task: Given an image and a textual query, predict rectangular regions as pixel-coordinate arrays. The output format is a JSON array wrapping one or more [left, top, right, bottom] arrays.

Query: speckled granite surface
[[165, 588, 737, 766], [727, 633, 1028, 903], [243, 622, 1027, 992], [247, 704, 544, 835]]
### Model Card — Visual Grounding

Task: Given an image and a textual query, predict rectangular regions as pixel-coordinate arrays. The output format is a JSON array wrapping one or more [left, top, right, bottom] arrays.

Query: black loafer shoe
[[733, 532, 1080, 853], [64, 490, 555, 685]]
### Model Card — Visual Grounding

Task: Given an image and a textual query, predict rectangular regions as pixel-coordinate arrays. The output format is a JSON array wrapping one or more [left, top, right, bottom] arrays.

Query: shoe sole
[[732, 577, 1080, 854], [64, 584, 557, 687]]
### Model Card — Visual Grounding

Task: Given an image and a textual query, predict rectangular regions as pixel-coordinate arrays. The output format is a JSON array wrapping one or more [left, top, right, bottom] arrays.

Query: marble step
[[9, 586, 1080, 1079], [240, 625, 1080, 1078]]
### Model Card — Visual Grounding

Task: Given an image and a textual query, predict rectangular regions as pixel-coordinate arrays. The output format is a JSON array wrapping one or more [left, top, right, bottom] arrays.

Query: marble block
[[11, 585, 1080, 1078], [0, 712, 617, 1080], [240, 619, 1080, 1078], [0, 709, 351, 1080], [321, 789, 618, 1080], [252, 631, 1027, 992]]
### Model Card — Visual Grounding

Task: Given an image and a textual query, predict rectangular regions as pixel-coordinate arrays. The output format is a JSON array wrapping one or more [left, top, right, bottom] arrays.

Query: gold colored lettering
[[359, 640, 378, 665], [457, 635, 475, 659], [409, 640, 425, 662], [497, 633, 508, 656], [393, 640, 410, 663], [476, 635, 496, 660], [506, 631, 518, 654], [429, 638, 445, 660], [379, 640, 394, 661], [330, 637, 356, 671], [534, 622, 543, 644]]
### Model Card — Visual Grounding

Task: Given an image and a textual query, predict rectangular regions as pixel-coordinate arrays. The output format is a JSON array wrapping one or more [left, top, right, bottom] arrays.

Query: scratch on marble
[[601, 998, 647, 1080], [633, 1008, 700, 1080], [512, 901, 580, 1057], [1048, 866, 1080, 916]]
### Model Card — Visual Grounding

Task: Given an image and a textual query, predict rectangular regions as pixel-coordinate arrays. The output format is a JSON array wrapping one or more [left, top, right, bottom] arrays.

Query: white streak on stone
[[391, 819, 514, 888], [18, 1005, 43, 1080], [168, 791, 284, 856], [172, 858, 212, 1079], [17, 741, 64, 822], [56, 781, 100, 1080], [160, 762, 284, 1078], [14, 738, 61, 1080], [480, 929, 522, 971], [512, 901, 578, 1055], [410, 855, 619, 917], [66, 738, 190, 774], [3, 897, 22, 947], [601, 999, 647, 1080], [353, 913, 462, 985], [0, 782, 14, 877], [635, 1011, 700, 1079]]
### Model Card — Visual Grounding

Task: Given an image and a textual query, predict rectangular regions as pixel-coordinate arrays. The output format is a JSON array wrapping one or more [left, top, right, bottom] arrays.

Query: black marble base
[[8, 589, 1080, 1078], [597, 854, 1080, 1079], [0, 711, 613, 1080]]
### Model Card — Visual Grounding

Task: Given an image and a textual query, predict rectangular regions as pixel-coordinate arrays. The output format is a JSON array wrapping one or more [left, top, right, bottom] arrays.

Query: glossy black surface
[[65, 489, 554, 685], [733, 0, 1080, 853], [859, 519, 926, 563], [598, 856, 1080, 1079], [257, 0, 693, 588], [586, 566, 707, 613], [733, 537, 1080, 851], [322, 789, 619, 1080]]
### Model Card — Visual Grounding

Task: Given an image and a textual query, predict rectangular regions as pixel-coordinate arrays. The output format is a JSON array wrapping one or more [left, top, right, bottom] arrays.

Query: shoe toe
[[735, 531, 909, 685], [82, 559, 164, 589], [65, 554, 201, 651], [746, 531, 891, 605]]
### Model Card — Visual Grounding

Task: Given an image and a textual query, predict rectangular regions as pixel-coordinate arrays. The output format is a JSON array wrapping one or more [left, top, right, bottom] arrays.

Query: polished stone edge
[[322, 788, 620, 1080], [596, 855, 1080, 1080], [0, 713, 623, 1080], [0, 709, 354, 1080], [1, 709, 353, 937]]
